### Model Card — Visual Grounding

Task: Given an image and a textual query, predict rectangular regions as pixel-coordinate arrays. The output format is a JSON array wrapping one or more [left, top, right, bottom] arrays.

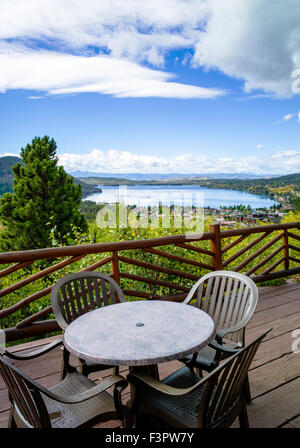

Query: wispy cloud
[[28, 96, 44, 100], [1, 1, 300, 98], [283, 113, 294, 121], [0, 46, 225, 99], [273, 112, 299, 125], [57, 148, 300, 175]]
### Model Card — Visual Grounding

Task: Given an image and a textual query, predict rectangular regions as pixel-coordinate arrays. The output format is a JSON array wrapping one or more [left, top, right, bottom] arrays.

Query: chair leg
[[126, 405, 136, 428], [238, 398, 250, 428], [61, 347, 75, 379], [244, 374, 252, 404], [8, 407, 17, 428]]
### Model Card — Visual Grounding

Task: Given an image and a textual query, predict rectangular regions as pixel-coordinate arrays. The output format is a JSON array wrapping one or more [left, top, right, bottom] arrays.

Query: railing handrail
[[0, 221, 299, 263], [0, 232, 215, 263], [1, 221, 300, 342]]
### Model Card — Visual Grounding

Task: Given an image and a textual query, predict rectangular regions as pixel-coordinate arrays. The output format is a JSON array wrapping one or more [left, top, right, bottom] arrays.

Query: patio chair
[[180, 271, 258, 402], [127, 329, 271, 428], [51, 271, 126, 377], [0, 340, 128, 428]]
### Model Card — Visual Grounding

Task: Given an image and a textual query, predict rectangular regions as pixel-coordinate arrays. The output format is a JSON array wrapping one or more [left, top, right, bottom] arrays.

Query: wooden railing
[[0, 222, 299, 342]]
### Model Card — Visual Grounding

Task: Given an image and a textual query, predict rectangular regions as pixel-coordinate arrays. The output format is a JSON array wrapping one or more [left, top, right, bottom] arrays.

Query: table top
[[64, 300, 215, 366]]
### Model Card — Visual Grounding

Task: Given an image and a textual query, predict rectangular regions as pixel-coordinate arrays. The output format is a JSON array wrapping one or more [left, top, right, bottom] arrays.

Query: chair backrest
[[200, 328, 271, 428], [51, 271, 126, 330], [184, 271, 258, 344], [0, 355, 50, 428]]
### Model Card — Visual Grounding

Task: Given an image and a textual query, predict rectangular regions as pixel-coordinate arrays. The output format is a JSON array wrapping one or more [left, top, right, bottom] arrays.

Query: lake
[[84, 185, 278, 209]]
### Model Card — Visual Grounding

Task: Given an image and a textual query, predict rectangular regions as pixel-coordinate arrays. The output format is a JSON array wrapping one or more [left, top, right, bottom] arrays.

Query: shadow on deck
[[1, 281, 299, 428]]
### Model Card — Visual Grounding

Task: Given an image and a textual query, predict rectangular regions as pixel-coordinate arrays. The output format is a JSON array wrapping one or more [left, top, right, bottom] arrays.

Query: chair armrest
[[127, 372, 206, 397], [42, 375, 128, 404], [215, 323, 247, 344], [3, 338, 63, 360], [215, 310, 255, 343], [208, 340, 240, 355]]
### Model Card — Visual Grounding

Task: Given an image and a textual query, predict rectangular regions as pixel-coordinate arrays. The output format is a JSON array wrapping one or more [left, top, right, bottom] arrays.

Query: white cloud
[[257, 144, 263, 149], [0, 153, 20, 158], [0, 1, 206, 62], [192, 0, 300, 98], [283, 113, 294, 121], [2, 148, 299, 175], [1, 1, 300, 98], [0, 47, 224, 99], [58, 148, 300, 175], [0, 1, 220, 99], [273, 112, 298, 125], [287, 110, 300, 122]]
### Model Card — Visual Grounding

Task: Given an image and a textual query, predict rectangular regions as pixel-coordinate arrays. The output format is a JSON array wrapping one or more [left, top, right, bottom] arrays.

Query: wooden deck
[[1, 281, 299, 428]]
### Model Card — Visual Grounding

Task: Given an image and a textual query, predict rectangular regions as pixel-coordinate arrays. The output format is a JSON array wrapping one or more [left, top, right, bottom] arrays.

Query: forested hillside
[[0, 156, 99, 197]]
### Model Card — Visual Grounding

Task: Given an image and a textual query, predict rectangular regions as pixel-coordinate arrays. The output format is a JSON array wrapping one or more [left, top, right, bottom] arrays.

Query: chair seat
[[43, 372, 117, 428], [138, 366, 205, 428], [180, 345, 217, 371]]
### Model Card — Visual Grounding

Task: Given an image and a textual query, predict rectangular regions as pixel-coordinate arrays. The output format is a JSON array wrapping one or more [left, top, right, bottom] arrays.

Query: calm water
[[84, 185, 278, 209]]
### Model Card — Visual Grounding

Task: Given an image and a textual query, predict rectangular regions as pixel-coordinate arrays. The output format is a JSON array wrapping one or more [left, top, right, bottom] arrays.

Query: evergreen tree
[[0, 136, 87, 250]]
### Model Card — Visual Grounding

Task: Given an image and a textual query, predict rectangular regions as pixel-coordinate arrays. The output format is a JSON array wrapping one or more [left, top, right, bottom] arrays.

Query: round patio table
[[63, 300, 215, 367]]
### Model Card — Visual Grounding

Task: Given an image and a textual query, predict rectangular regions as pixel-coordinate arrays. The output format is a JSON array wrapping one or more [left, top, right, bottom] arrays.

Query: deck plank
[[282, 416, 300, 428], [247, 378, 300, 428], [258, 282, 300, 299], [246, 312, 300, 342], [248, 352, 300, 398], [255, 293, 298, 313], [250, 332, 297, 369], [248, 299, 300, 329]]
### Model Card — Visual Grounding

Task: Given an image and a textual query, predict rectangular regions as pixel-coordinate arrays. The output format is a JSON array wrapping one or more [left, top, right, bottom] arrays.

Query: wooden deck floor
[[1, 281, 299, 428]]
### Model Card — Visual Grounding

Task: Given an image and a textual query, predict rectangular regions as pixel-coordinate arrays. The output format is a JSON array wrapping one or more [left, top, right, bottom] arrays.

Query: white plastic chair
[[181, 270, 258, 402]]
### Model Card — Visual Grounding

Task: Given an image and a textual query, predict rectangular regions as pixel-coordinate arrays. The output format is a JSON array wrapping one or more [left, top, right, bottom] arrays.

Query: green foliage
[[79, 200, 105, 222], [2, 215, 299, 337], [291, 195, 300, 213], [0, 136, 88, 250], [1, 194, 300, 342]]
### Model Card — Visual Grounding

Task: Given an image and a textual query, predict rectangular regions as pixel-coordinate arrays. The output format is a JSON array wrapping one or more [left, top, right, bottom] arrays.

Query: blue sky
[[1, 0, 300, 175]]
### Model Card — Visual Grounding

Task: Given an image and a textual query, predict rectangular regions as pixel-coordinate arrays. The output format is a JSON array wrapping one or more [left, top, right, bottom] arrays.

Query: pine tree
[[0, 136, 88, 250]]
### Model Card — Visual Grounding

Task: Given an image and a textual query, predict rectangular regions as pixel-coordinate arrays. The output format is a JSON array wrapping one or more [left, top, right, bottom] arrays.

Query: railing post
[[112, 251, 121, 303], [112, 251, 120, 284], [283, 229, 289, 271], [209, 223, 223, 271]]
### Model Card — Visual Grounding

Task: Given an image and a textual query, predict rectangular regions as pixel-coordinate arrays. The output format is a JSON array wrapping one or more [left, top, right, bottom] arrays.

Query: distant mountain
[[68, 171, 274, 180], [0, 156, 98, 198], [78, 172, 300, 187], [263, 173, 300, 183], [0, 156, 22, 196], [73, 178, 99, 197], [0, 156, 23, 182]]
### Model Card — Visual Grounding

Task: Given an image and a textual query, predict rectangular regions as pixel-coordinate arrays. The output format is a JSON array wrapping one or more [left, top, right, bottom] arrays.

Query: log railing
[[0, 222, 299, 342]]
